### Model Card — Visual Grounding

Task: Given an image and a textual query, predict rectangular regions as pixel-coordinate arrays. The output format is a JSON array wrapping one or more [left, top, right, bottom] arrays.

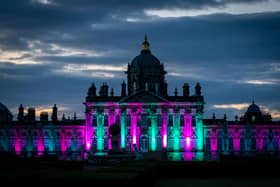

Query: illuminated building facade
[[84, 35, 204, 152], [204, 102, 278, 152], [0, 36, 279, 156]]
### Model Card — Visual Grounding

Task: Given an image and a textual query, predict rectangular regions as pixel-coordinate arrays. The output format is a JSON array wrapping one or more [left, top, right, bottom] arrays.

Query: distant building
[[0, 36, 279, 155], [204, 101, 277, 152]]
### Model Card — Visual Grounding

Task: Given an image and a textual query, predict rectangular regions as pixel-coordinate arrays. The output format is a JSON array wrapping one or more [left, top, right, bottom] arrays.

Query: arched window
[[126, 115, 131, 126], [252, 115, 256, 122], [104, 114, 108, 126], [44, 132, 49, 137], [147, 118, 151, 127], [145, 82, 148, 91], [155, 83, 159, 95], [192, 115, 196, 127], [157, 115, 162, 126], [168, 115, 173, 126], [180, 115, 184, 127], [67, 132, 72, 137], [92, 114, 97, 126], [133, 82, 136, 92], [116, 114, 120, 126], [252, 138, 256, 150]]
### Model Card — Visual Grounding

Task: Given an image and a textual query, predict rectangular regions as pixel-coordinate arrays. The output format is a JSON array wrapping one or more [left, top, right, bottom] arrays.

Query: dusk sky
[[0, 0, 279, 120]]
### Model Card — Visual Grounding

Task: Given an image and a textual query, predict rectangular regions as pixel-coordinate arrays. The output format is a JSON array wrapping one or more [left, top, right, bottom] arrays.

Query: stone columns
[[150, 115, 157, 151], [184, 111, 192, 151], [162, 113, 168, 149], [120, 111, 127, 149], [196, 112, 204, 151], [96, 112, 104, 151], [85, 111, 92, 150], [107, 109, 116, 150], [173, 112, 180, 151], [131, 113, 137, 147]]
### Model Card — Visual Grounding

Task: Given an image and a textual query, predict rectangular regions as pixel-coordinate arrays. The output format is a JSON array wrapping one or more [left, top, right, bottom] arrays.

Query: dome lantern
[[142, 34, 150, 52]]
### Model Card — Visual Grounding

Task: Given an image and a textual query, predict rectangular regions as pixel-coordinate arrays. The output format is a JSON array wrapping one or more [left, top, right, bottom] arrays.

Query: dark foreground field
[[1, 153, 280, 186]]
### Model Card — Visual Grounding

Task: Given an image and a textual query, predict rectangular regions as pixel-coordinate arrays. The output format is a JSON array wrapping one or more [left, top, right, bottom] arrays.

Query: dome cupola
[[247, 100, 261, 113], [126, 35, 167, 97]]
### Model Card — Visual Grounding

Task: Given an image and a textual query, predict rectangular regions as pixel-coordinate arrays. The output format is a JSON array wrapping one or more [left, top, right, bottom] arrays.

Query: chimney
[[17, 104, 24, 122], [110, 88, 114, 97], [183, 83, 189, 97], [174, 87, 178, 96], [195, 83, 201, 96], [40, 112, 48, 122], [104, 83, 109, 96], [27, 107, 36, 121], [62, 113, 66, 121], [88, 83, 96, 97], [99, 83, 109, 96], [51, 104, 58, 122]]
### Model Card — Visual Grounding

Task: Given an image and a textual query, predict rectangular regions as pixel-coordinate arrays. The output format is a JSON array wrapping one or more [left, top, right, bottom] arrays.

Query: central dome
[[247, 101, 261, 113], [126, 35, 167, 96], [130, 34, 162, 72], [130, 50, 161, 71]]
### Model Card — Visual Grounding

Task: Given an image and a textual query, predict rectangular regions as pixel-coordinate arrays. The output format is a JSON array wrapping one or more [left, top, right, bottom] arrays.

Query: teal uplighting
[[97, 114, 104, 151], [121, 114, 126, 149], [173, 114, 180, 151], [150, 116, 157, 151], [196, 113, 204, 151]]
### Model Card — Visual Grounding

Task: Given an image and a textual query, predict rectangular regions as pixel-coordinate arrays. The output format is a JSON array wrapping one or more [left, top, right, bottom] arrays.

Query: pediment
[[119, 90, 168, 103]]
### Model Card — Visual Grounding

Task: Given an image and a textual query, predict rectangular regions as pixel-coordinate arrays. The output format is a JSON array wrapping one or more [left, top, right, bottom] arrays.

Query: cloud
[[241, 80, 278, 85], [31, 0, 55, 5], [53, 64, 126, 78], [212, 103, 250, 110], [49, 44, 104, 57], [0, 50, 40, 65], [62, 64, 126, 72], [263, 108, 280, 119], [144, 0, 280, 17]]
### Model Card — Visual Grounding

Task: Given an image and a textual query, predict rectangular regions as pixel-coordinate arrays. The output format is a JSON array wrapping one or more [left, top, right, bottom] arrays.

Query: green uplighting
[[121, 114, 126, 149], [150, 116, 157, 151], [97, 114, 104, 151], [196, 113, 203, 151], [173, 114, 180, 151]]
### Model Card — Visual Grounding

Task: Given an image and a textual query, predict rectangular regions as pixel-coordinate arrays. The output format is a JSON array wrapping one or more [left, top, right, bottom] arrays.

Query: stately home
[[0, 36, 279, 155]]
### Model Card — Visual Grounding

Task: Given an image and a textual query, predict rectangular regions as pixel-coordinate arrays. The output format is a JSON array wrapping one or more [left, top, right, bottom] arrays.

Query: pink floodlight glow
[[257, 139, 263, 151], [162, 114, 168, 148], [108, 113, 115, 150], [163, 134, 167, 148], [133, 136, 137, 144], [131, 115, 137, 149], [85, 112, 93, 151], [86, 142, 91, 150], [184, 115, 192, 151], [60, 138, 67, 152], [15, 139, 21, 152], [186, 137, 191, 151], [37, 138, 44, 152], [233, 138, 240, 151], [211, 138, 218, 151], [183, 152, 193, 161]]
